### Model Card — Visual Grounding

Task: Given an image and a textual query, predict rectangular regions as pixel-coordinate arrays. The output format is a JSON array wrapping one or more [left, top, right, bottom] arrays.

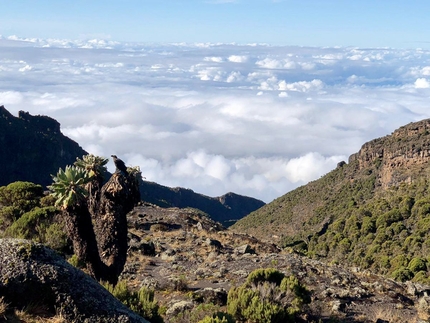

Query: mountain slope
[[0, 106, 264, 223], [0, 105, 87, 187], [232, 118, 430, 282], [141, 181, 265, 224]]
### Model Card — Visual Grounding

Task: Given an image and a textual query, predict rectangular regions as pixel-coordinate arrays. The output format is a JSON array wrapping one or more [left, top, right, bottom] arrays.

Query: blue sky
[[2, 2, 430, 202], [1, 0, 430, 48]]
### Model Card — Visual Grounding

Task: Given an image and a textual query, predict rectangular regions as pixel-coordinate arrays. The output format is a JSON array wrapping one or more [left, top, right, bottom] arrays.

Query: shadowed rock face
[[0, 106, 87, 188], [0, 239, 149, 323]]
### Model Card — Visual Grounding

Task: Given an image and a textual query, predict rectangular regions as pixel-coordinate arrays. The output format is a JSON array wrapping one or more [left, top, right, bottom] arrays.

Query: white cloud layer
[[1, 37, 430, 202]]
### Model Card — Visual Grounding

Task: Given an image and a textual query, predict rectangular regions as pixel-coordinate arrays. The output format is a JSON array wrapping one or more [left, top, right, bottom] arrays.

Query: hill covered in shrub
[[232, 118, 430, 282]]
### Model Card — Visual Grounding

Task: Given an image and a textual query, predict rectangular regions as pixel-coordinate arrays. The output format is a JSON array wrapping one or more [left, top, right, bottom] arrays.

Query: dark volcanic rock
[[0, 239, 149, 323], [0, 106, 87, 188], [140, 181, 265, 225]]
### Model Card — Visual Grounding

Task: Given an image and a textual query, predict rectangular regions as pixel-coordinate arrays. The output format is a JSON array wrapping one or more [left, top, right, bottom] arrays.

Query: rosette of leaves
[[74, 154, 108, 180], [49, 166, 91, 209]]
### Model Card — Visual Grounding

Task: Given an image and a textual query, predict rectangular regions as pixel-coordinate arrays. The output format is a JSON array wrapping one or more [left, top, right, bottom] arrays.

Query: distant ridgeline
[[140, 182, 265, 225], [233, 118, 430, 282], [0, 106, 264, 224]]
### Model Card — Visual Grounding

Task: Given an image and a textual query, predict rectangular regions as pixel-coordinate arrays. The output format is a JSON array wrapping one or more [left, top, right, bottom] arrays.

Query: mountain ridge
[[232, 117, 430, 282], [233, 118, 430, 240], [0, 106, 264, 224]]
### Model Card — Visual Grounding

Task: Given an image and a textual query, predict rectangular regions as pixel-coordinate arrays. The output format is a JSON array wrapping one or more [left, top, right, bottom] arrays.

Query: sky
[[1, 2, 430, 203], [2, 1, 430, 48]]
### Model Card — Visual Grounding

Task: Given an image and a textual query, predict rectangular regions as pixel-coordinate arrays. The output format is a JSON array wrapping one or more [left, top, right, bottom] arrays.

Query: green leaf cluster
[[74, 154, 108, 180], [49, 165, 91, 209]]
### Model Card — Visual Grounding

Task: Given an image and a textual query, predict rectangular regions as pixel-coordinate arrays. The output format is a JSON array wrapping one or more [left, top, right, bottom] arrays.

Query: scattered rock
[[166, 300, 194, 316], [205, 238, 223, 251], [376, 319, 389, 323], [331, 300, 346, 313], [140, 241, 156, 256], [235, 244, 255, 255], [193, 287, 227, 306]]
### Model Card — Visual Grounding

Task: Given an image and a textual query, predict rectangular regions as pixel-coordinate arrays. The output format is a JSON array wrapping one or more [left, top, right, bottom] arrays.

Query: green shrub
[[411, 199, 430, 218], [0, 181, 45, 231], [227, 268, 309, 323], [168, 274, 188, 292], [376, 209, 402, 229], [246, 268, 285, 286], [390, 254, 409, 269], [280, 275, 311, 308], [399, 196, 414, 218], [40, 194, 56, 207], [391, 266, 413, 282], [43, 222, 69, 252], [0, 206, 21, 230], [227, 287, 287, 323], [361, 216, 376, 234], [338, 238, 351, 253], [4, 206, 57, 240], [103, 280, 163, 323], [171, 303, 230, 323], [197, 311, 235, 323], [408, 257, 427, 274], [412, 271, 430, 284], [0, 181, 44, 213], [68, 254, 85, 268], [331, 219, 345, 233], [378, 255, 391, 270]]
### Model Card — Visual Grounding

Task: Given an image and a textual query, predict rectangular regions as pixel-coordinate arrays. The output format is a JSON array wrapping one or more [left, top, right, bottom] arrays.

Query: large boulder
[[0, 239, 149, 323]]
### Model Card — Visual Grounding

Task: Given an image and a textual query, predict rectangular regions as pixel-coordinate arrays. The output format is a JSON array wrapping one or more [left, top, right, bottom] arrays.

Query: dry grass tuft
[[0, 297, 8, 318], [14, 309, 66, 323]]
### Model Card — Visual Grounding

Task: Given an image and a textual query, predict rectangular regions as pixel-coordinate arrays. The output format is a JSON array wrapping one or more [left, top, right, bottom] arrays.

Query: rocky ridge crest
[[349, 119, 430, 188]]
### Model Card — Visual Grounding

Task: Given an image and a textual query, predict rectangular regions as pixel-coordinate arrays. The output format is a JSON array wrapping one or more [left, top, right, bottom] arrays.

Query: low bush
[[227, 268, 310, 323], [391, 266, 413, 282], [408, 257, 427, 274], [4, 206, 68, 252], [103, 280, 163, 323], [198, 315, 235, 323], [172, 304, 234, 323]]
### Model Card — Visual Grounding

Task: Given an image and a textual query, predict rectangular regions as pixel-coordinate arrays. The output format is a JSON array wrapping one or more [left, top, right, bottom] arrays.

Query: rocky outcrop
[[0, 106, 87, 188], [349, 118, 430, 188], [234, 117, 430, 242], [0, 239, 149, 323]]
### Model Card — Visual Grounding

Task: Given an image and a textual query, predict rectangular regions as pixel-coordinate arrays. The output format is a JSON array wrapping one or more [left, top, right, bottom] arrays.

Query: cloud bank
[[1, 36, 430, 202]]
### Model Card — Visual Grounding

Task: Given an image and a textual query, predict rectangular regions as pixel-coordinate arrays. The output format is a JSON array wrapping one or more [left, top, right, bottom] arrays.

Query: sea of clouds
[[1, 35, 430, 203]]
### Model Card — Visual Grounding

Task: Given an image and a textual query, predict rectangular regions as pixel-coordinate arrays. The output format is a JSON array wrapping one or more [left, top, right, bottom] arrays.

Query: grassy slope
[[232, 119, 430, 283]]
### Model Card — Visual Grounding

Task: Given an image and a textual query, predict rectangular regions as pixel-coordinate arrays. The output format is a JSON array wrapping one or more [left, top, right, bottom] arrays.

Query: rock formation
[[0, 239, 149, 323], [0, 106, 86, 187]]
